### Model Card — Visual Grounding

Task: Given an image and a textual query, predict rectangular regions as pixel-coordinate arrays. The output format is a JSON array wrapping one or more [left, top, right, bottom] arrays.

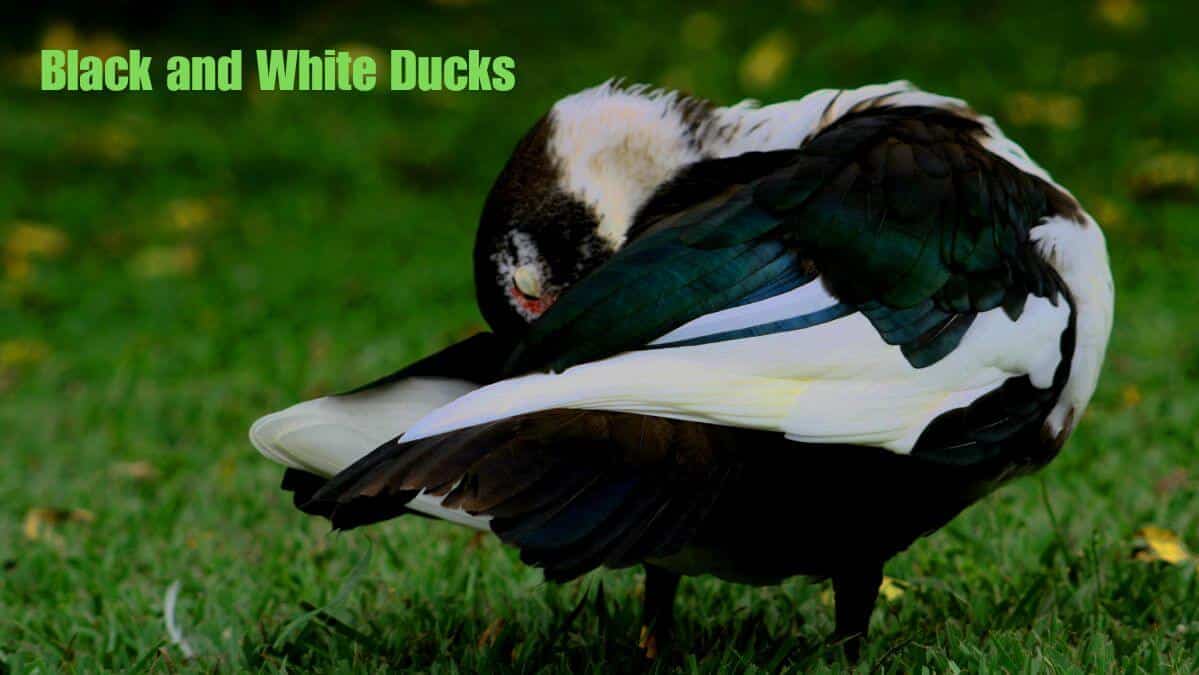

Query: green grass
[[3, 1, 1199, 671]]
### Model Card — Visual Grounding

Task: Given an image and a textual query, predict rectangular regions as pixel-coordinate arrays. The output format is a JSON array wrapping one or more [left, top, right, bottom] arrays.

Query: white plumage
[[248, 79, 1116, 655], [252, 80, 1112, 500]]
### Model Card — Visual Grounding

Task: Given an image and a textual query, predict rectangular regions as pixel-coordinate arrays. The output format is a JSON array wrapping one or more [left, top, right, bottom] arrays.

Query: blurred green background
[[2, 1, 1198, 672]]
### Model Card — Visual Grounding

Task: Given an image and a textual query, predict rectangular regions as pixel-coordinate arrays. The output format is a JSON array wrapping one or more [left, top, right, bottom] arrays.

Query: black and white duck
[[250, 80, 1114, 657]]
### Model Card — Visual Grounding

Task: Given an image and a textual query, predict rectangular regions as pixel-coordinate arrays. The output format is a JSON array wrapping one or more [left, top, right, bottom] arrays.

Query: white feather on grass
[[164, 580, 195, 659]]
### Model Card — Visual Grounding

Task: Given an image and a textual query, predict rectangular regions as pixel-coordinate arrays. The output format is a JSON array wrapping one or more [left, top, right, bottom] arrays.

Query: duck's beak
[[513, 265, 543, 298], [510, 264, 557, 318], [508, 283, 557, 318]]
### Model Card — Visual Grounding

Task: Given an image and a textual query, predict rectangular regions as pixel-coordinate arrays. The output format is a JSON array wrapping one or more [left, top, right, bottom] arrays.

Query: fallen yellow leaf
[[40, 21, 126, 57], [40, 21, 81, 51], [0, 339, 50, 370], [820, 576, 907, 606], [740, 32, 792, 91], [1096, 0, 1145, 30], [878, 576, 906, 602], [23, 507, 95, 543], [1004, 92, 1083, 129], [6, 223, 68, 259], [1122, 384, 1143, 408], [1134, 526, 1194, 565], [129, 245, 199, 278], [4, 256, 31, 282], [112, 460, 160, 481], [166, 199, 215, 233], [1129, 152, 1199, 200], [1089, 196, 1125, 229], [8, 22, 131, 89]]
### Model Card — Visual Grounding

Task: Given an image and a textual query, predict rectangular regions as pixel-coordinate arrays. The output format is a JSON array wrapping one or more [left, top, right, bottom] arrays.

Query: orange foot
[[638, 625, 659, 659]]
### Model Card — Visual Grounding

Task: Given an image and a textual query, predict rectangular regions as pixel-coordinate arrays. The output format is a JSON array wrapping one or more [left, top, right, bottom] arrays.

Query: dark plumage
[[253, 81, 1113, 660]]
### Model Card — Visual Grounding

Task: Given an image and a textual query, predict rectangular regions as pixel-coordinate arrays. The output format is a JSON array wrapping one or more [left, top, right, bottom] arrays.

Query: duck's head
[[474, 81, 715, 336]]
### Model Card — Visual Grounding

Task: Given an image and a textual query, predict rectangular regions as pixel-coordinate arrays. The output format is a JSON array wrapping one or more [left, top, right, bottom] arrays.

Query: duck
[[250, 80, 1114, 658]]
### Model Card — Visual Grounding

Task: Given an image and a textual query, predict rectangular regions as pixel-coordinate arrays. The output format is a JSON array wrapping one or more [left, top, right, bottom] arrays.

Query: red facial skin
[[508, 284, 557, 319]]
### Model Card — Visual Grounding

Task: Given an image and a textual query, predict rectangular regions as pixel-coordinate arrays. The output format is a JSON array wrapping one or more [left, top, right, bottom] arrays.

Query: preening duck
[[251, 80, 1114, 657]]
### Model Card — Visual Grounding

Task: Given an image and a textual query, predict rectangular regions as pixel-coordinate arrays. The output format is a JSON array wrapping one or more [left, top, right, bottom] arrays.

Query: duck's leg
[[639, 565, 681, 659], [831, 563, 883, 662]]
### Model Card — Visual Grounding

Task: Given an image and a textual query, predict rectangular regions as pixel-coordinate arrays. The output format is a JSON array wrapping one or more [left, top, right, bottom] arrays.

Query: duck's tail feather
[[250, 332, 511, 477]]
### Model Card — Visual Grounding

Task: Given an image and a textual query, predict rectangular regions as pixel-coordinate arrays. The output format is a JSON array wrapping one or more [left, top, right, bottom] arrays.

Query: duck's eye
[[513, 265, 543, 299]]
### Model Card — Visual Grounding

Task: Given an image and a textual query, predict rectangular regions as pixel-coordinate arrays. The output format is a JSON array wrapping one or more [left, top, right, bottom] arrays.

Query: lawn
[[2, 1, 1198, 672]]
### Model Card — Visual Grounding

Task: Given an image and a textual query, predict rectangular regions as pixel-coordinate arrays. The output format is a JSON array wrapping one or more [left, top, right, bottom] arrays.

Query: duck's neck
[[548, 84, 711, 248], [545, 81, 950, 248]]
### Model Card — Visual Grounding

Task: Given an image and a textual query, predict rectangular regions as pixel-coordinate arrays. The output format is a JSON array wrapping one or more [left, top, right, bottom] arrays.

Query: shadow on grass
[[243, 580, 867, 673]]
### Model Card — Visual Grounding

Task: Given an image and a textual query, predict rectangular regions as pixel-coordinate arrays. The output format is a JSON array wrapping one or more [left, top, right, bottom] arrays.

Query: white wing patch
[[250, 377, 477, 476], [250, 376, 494, 531], [405, 489, 492, 531], [650, 277, 840, 345], [399, 295, 1071, 455], [1032, 215, 1114, 436]]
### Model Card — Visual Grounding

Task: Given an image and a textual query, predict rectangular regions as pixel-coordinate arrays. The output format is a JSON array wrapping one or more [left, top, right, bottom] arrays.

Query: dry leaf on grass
[[740, 32, 792, 91], [478, 617, 506, 648], [1121, 384, 1143, 408], [1004, 92, 1083, 129], [1088, 196, 1126, 229], [1096, 0, 1146, 30], [878, 576, 906, 601], [1134, 526, 1194, 565], [23, 507, 95, 545], [1129, 152, 1199, 201], [129, 245, 199, 278], [6, 223, 69, 259], [112, 460, 161, 481], [0, 339, 50, 371], [165, 199, 216, 234], [5, 223, 69, 283], [821, 576, 907, 605], [8, 22, 129, 87]]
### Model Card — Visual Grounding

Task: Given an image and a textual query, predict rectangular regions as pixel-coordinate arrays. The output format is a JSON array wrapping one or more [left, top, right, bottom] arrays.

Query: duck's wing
[[300, 104, 1086, 575], [392, 105, 1080, 456], [310, 409, 752, 581], [507, 104, 1079, 375]]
